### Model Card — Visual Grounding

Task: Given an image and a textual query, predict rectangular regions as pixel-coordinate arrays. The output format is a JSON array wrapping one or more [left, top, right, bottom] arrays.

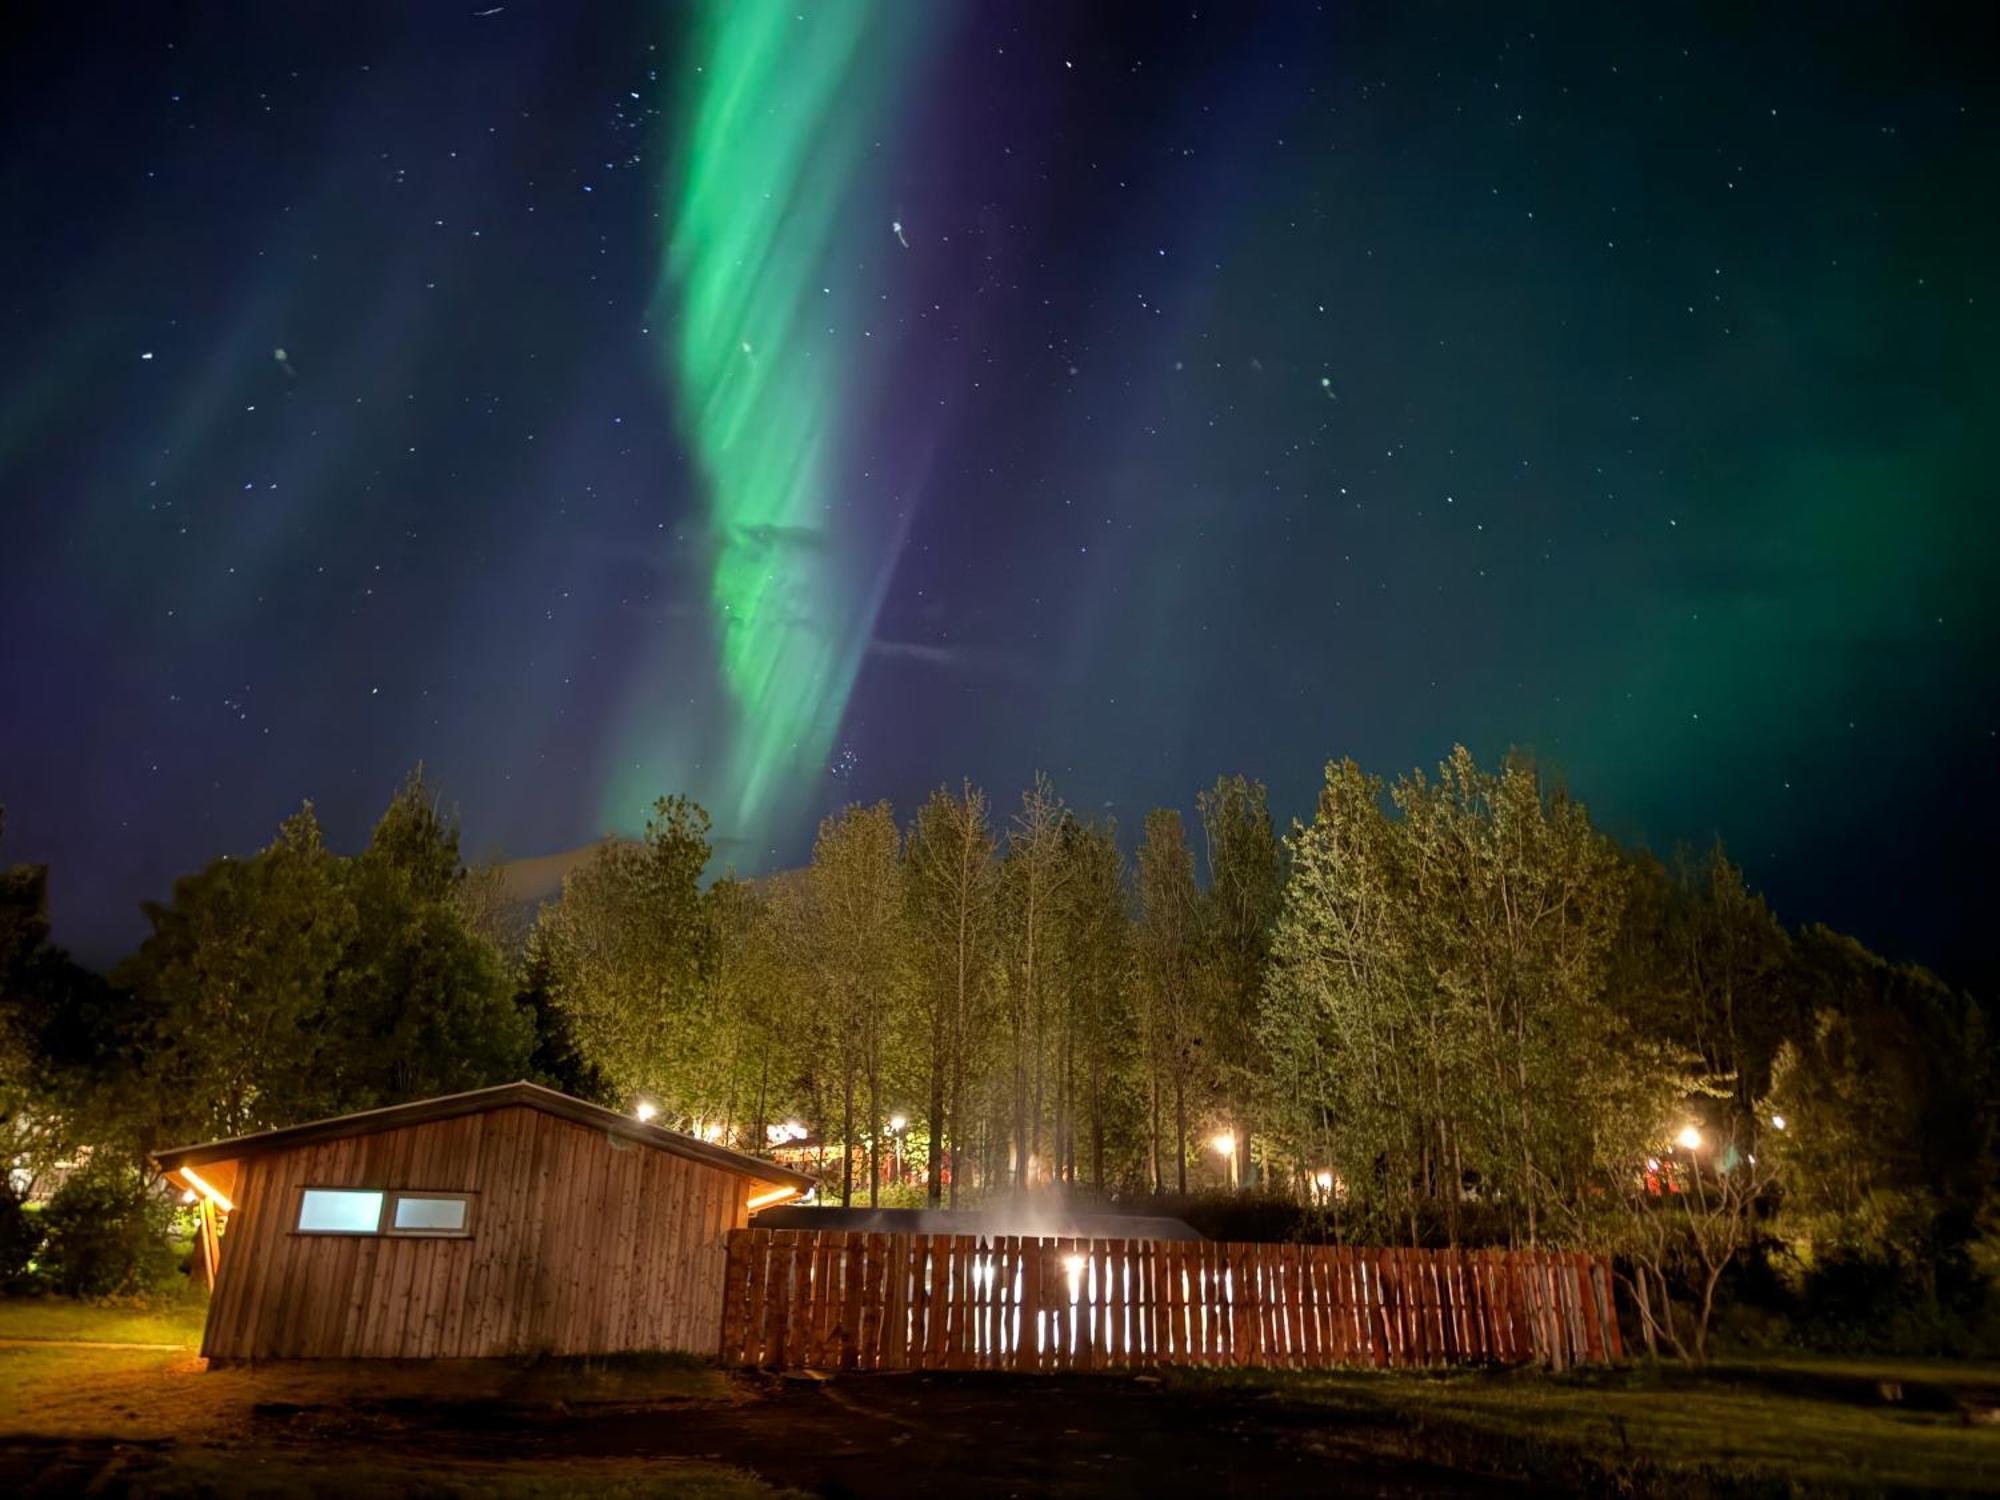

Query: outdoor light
[[1313, 1170, 1334, 1190], [1210, 1131, 1236, 1156], [1676, 1125, 1703, 1152], [181, 1166, 235, 1213], [889, 1114, 907, 1133], [701, 1122, 722, 1142], [1063, 1252, 1088, 1300], [634, 1101, 658, 1124], [181, 1188, 198, 1205], [1770, 1114, 1787, 1131], [747, 1186, 800, 1211]]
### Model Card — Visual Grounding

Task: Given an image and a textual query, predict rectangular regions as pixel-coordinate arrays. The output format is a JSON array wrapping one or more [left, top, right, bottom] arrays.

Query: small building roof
[[152, 1080, 815, 1192], [751, 1205, 1208, 1242]]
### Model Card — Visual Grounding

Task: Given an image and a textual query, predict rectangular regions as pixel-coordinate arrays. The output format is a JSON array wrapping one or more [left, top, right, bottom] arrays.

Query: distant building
[[752, 1205, 1207, 1242]]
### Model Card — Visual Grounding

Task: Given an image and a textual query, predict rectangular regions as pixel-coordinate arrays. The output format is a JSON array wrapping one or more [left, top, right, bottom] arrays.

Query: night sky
[[3, 3, 1995, 984]]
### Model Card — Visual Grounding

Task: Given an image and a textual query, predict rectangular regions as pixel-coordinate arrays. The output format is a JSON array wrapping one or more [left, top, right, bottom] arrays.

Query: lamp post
[[1210, 1130, 1238, 1190], [889, 1114, 908, 1183]]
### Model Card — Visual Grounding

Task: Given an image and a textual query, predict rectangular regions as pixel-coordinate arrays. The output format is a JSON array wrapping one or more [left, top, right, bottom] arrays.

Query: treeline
[[1, 752, 1994, 1352]]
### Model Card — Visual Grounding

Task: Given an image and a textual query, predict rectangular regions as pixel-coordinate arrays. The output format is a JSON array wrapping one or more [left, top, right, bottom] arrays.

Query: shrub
[[0, 1179, 42, 1286], [37, 1163, 179, 1299]]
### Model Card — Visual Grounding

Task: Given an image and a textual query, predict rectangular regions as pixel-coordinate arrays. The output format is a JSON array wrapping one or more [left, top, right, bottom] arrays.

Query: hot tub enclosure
[[154, 1081, 813, 1363]]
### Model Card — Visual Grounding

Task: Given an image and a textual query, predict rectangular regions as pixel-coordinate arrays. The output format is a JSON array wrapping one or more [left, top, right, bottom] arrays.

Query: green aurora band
[[605, 1, 930, 847]]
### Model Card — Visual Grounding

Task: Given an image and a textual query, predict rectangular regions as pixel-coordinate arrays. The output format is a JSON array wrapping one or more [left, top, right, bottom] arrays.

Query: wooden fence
[[718, 1228, 1620, 1373]]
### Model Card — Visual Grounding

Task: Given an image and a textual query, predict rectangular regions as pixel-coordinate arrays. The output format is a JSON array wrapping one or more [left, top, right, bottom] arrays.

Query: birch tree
[[998, 774, 1072, 1187], [904, 783, 997, 1206], [801, 802, 907, 1206], [1052, 815, 1134, 1189], [1196, 775, 1283, 1187], [1136, 808, 1203, 1192], [535, 795, 711, 1115], [1262, 750, 1642, 1244]]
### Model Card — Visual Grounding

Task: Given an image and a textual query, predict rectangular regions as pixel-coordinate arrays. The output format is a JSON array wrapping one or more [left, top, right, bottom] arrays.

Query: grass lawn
[[0, 1293, 209, 1347], [52, 1451, 795, 1500], [4, 1298, 1995, 1495], [1186, 1355, 2000, 1495], [0, 1296, 791, 1497]]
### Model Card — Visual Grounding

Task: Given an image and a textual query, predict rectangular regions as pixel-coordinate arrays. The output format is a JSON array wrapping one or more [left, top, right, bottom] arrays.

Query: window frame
[[386, 1190, 476, 1238], [293, 1186, 477, 1239], [294, 1186, 389, 1236]]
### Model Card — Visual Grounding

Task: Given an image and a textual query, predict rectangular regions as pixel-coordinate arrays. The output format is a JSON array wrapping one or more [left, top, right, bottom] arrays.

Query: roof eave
[[150, 1081, 815, 1192]]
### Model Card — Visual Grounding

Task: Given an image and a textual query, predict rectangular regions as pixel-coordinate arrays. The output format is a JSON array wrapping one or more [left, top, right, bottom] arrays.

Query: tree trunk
[[1092, 1074, 1106, 1192], [926, 1060, 946, 1208], [946, 1052, 964, 1209], [1173, 1068, 1188, 1195], [753, 1050, 769, 1160], [866, 1060, 880, 1209], [1013, 1055, 1029, 1189], [840, 1069, 856, 1208], [1149, 1069, 1164, 1194]]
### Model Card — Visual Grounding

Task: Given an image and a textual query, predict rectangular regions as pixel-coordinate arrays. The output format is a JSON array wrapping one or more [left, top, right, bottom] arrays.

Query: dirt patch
[[0, 1367, 1524, 1498]]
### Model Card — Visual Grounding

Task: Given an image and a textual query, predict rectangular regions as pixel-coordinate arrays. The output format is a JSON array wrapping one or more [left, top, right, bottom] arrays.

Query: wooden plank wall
[[203, 1106, 754, 1361], [718, 1230, 1621, 1373]]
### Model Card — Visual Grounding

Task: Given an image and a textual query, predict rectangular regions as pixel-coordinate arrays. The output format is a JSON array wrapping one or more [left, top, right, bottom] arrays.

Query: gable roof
[[152, 1080, 814, 1192]]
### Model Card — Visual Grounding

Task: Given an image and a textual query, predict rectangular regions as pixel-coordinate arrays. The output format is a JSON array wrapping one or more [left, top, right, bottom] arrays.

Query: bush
[[0, 1179, 42, 1286], [37, 1163, 179, 1299]]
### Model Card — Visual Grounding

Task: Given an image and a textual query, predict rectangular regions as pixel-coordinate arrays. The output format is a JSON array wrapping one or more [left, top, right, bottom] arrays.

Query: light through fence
[[722, 1231, 1622, 1373]]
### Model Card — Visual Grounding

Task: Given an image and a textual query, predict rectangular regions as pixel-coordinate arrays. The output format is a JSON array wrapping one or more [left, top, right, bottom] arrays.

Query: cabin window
[[296, 1188, 385, 1234], [295, 1188, 476, 1237], [390, 1193, 472, 1236]]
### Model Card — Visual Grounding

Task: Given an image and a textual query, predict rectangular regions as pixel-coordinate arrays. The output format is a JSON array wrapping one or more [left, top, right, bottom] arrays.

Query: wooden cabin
[[153, 1081, 814, 1363]]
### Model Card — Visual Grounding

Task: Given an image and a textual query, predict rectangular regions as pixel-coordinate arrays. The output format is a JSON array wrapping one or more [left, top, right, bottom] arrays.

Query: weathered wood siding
[[204, 1106, 753, 1361]]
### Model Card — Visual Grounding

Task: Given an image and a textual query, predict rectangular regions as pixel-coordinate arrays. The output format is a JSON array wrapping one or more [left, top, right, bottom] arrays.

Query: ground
[[1, 1300, 1995, 1497]]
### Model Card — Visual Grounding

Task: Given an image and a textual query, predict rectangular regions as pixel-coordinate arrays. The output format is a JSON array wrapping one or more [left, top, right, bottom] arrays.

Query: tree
[[1136, 808, 1203, 1193], [1769, 928, 1996, 1314], [514, 928, 612, 1104], [1399, 748, 1633, 1243], [1615, 1126, 1777, 1365], [536, 796, 713, 1115], [1051, 815, 1134, 1190], [335, 770, 532, 1106], [116, 772, 532, 1148], [904, 783, 997, 1206], [698, 873, 790, 1148], [1195, 776, 1282, 1187], [1260, 759, 1422, 1234], [2, 806, 150, 1183], [998, 774, 1075, 1189], [118, 803, 359, 1143], [1261, 750, 1643, 1245], [797, 803, 907, 1206], [0, 806, 46, 986], [1656, 842, 1796, 1117]]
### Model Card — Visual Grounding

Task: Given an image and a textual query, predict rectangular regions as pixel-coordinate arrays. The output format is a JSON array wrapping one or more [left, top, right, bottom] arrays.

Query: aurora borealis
[[1, 3, 1995, 985], [618, 0, 932, 844]]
